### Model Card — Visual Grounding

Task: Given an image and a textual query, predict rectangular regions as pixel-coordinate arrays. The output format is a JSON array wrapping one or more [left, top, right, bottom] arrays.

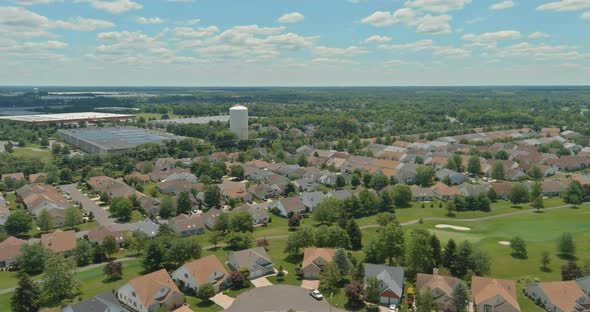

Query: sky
[[1, 0, 590, 86]]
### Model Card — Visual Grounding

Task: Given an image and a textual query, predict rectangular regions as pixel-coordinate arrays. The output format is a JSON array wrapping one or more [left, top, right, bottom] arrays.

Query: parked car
[[310, 289, 323, 300], [389, 304, 397, 312]]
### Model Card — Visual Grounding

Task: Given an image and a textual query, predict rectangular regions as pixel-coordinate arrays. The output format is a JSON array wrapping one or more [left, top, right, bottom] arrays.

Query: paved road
[[60, 183, 136, 231], [0, 257, 136, 295]]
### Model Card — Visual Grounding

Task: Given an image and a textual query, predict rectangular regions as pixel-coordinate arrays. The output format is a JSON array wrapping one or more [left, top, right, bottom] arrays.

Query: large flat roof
[[0, 112, 134, 123], [58, 127, 183, 151]]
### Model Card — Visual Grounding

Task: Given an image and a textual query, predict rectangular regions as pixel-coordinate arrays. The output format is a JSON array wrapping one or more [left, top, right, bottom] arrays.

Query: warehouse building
[[58, 127, 184, 154], [0, 112, 134, 124]]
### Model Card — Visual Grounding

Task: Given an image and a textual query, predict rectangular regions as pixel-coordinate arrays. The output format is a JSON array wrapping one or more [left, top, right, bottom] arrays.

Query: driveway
[[225, 285, 346, 312], [251, 276, 273, 288], [210, 293, 234, 309], [300, 280, 320, 290], [60, 183, 136, 231]]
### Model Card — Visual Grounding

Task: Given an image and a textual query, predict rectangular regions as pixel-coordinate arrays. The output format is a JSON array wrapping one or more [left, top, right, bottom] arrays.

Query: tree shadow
[[102, 276, 122, 283], [343, 301, 365, 311], [196, 299, 217, 308], [510, 253, 528, 260], [558, 253, 578, 261], [510, 205, 523, 209], [446, 213, 456, 217], [540, 267, 552, 273], [532, 210, 545, 214]]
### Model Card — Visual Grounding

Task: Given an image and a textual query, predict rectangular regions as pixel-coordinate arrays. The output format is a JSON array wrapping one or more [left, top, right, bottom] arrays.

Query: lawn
[[12, 145, 53, 163], [25, 220, 99, 239], [185, 296, 222, 312]]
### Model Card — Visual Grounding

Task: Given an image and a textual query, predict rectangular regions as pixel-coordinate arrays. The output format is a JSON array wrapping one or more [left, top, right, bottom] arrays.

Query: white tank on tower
[[229, 105, 248, 140]]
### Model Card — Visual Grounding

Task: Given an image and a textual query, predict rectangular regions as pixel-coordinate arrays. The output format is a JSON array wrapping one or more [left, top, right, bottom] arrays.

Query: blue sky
[[1, 0, 589, 86]]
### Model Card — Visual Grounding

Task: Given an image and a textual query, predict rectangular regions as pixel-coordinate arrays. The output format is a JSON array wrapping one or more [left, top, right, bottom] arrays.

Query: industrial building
[[230, 105, 249, 140], [58, 127, 184, 154], [0, 112, 134, 124]]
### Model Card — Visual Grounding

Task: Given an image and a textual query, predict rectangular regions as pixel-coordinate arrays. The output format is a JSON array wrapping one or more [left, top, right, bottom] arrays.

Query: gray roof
[[300, 191, 326, 209], [235, 203, 269, 221], [327, 190, 353, 201], [62, 292, 128, 312], [365, 263, 404, 297], [576, 276, 590, 294], [132, 218, 160, 238], [228, 247, 273, 271]]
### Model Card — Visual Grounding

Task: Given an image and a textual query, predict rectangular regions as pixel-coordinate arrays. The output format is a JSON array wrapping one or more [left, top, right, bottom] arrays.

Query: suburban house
[[87, 176, 160, 215], [472, 276, 521, 312], [300, 191, 326, 211], [227, 247, 274, 279], [492, 182, 512, 200], [16, 184, 69, 225], [41, 230, 77, 254], [168, 214, 205, 237], [394, 163, 417, 184], [87, 225, 128, 247], [270, 197, 306, 217], [432, 182, 460, 201], [132, 218, 160, 238], [524, 280, 590, 312], [302, 247, 336, 279], [219, 180, 251, 202], [171, 255, 229, 293], [157, 180, 201, 195], [416, 272, 461, 312], [364, 264, 405, 305], [117, 269, 185, 312], [28, 173, 47, 184], [410, 185, 434, 202], [0, 236, 27, 269], [62, 292, 129, 312], [436, 169, 465, 185], [541, 180, 568, 197], [202, 208, 224, 230], [247, 183, 277, 200], [234, 203, 270, 225], [0, 194, 9, 227]]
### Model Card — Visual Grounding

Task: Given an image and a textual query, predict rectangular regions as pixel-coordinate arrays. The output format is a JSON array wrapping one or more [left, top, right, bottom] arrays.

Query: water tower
[[230, 105, 248, 140]]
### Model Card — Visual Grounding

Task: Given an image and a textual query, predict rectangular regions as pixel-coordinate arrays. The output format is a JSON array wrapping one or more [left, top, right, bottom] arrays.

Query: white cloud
[[11, 0, 60, 5], [384, 59, 408, 66], [416, 14, 452, 34], [528, 32, 550, 39], [136, 17, 164, 25], [361, 8, 416, 27], [278, 12, 304, 24], [490, 1, 514, 10], [462, 30, 522, 42], [0, 40, 67, 51], [537, 0, 590, 12], [314, 46, 368, 56], [81, 0, 143, 14], [365, 35, 392, 43], [381, 39, 435, 51], [174, 26, 219, 38], [494, 41, 590, 60], [311, 58, 359, 65], [96, 31, 167, 56], [55, 17, 115, 31], [381, 39, 469, 58], [465, 17, 485, 24], [405, 0, 472, 13]]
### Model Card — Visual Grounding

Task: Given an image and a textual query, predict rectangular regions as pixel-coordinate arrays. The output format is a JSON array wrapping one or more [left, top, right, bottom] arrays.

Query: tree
[[129, 231, 148, 256], [284, 227, 315, 255], [408, 229, 434, 276], [204, 185, 221, 208], [11, 273, 41, 312], [110, 197, 133, 222], [226, 232, 253, 250], [454, 241, 474, 277], [209, 231, 223, 248], [467, 156, 481, 176], [214, 213, 230, 232], [365, 276, 380, 304], [59, 168, 72, 183], [72, 238, 94, 266], [452, 282, 470, 312], [446, 201, 456, 216], [42, 254, 79, 304], [531, 196, 544, 212], [416, 166, 435, 187], [491, 162, 505, 180], [297, 153, 308, 167], [564, 181, 585, 206], [288, 213, 301, 229], [229, 210, 254, 232], [374, 222, 405, 266], [510, 183, 529, 204], [333, 248, 352, 275], [370, 173, 389, 191], [37, 208, 54, 232], [391, 184, 412, 208], [531, 182, 543, 199], [495, 150, 509, 160], [335, 175, 347, 189], [230, 165, 245, 180], [442, 239, 458, 273], [530, 166, 544, 180], [415, 288, 436, 312], [197, 282, 215, 300], [472, 250, 491, 276], [5, 209, 32, 236], [314, 225, 351, 249], [312, 197, 342, 224], [541, 251, 551, 271], [510, 236, 527, 259], [351, 174, 361, 188], [159, 197, 177, 219], [176, 191, 192, 215], [319, 263, 342, 294], [230, 271, 246, 289], [362, 173, 373, 188], [4, 141, 14, 154], [166, 237, 202, 268], [17, 244, 47, 275], [376, 212, 396, 226], [143, 240, 165, 272], [64, 205, 82, 230], [557, 232, 576, 259], [346, 219, 363, 250], [103, 261, 123, 280], [344, 281, 365, 308], [487, 187, 498, 202], [103, 235, 119, 258], [562, 261, 583, 281], [431, 234, 442, 268]]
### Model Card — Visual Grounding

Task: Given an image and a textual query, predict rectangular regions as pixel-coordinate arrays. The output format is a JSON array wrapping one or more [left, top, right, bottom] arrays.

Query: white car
[[310, 289, 323, 300], [388, 304, 397, 312]]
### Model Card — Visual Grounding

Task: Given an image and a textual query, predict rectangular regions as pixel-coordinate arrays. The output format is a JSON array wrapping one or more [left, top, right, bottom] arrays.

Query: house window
[[185, 273, 189, 278], [484, 305, 492, 312], [132, 291, 136, 297]]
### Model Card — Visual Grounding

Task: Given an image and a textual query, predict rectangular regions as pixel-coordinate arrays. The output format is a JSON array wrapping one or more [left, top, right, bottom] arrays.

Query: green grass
[[12, 145, 53, 163], [224, 281, 253, 298], [25, 221, 99, 239], [185, 296, 222, 312], [4, 193, 17, 210], [130, 210, 144, 223]]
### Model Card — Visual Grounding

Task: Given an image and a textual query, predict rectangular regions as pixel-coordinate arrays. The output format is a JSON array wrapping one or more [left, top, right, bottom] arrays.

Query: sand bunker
[[498, 241, 511, 246], [435, 224, 471, 231]]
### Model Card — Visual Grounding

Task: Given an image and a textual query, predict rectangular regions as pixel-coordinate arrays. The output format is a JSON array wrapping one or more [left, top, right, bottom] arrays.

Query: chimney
[[433, 268, 439, 275]]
